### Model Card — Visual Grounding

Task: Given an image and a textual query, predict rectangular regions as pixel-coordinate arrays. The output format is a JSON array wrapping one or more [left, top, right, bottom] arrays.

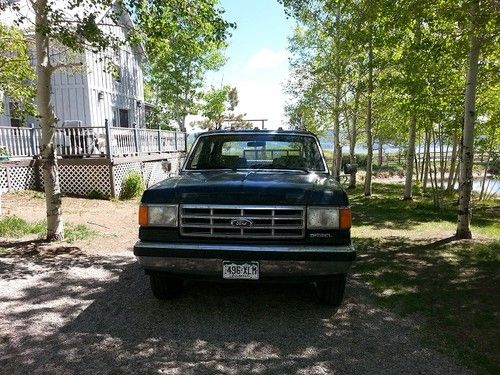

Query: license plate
[[222, 261, 259, 280]]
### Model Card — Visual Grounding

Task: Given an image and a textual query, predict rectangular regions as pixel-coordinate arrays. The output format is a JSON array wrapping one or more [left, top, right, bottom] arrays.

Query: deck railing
[[0, 126, 39, 158], [0, 124, 186, 159]]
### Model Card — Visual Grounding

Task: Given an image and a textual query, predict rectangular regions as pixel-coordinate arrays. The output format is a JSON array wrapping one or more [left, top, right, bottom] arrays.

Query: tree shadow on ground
[[353, 236, 500, 373], [0, 239, 128, 282], [0, 250, 469, 374]]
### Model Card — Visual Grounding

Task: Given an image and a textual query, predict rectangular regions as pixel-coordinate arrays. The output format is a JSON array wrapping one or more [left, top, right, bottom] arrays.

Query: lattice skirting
[[39, 164, 112, 197], [1, 153, 185, 198], [0, 165, 37, 193]]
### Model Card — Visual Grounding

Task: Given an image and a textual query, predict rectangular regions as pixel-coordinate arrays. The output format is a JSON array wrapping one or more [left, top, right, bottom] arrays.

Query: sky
[[204, 0, 296, 129]]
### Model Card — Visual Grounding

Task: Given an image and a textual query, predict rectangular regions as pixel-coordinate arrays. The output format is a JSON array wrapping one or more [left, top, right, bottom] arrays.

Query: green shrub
[[120, 171, 145, 200]]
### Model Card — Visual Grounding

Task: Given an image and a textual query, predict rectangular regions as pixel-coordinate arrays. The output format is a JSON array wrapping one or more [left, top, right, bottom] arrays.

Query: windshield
[[185, 133, 327, 172]]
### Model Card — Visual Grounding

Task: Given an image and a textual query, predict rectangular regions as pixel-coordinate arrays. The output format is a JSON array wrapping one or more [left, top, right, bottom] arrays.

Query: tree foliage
[[0, 24, 35, 116], [283, 0, 500, 236], [135, 0, 235, 131], [195, 85, 241, 130]]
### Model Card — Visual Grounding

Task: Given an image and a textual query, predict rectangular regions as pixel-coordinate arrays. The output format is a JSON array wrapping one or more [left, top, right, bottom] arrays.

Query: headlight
[[307, 207, 339, 229], [139, 204, 178, 227]]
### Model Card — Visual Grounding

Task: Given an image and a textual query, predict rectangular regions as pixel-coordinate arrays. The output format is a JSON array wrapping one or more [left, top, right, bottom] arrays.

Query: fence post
[[133, 123, 140, 155], [184, 131, 187, 151], [157, 125, 161, 153], [174, 131, 178, 151], [104, 119, 112, 160], [29, 123, 37, 156]]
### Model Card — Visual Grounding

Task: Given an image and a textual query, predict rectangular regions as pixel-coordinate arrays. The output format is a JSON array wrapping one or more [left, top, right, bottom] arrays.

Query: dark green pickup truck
[[134, 130, 355, 306]]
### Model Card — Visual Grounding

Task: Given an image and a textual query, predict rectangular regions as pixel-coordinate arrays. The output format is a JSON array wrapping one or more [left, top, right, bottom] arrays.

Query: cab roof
[[202, 128, 315, 136]]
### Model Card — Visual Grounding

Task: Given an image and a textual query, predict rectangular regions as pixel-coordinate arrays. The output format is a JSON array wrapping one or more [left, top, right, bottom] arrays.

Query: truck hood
[[142, 170, 348, 206]]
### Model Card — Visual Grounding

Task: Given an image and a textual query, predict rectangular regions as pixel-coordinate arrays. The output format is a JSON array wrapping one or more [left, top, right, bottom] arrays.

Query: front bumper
[[134, 241, 355, 279]]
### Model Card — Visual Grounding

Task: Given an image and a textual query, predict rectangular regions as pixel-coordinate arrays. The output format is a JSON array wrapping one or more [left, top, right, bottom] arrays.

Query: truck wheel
[[316, 274, 346, 307], [149, 273, 183, 300]]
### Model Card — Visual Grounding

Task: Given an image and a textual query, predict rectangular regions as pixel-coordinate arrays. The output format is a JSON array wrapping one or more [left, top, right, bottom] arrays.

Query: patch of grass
[[64, 223, 97, 243], [0, 216, 97, 243], [0, 216, 46, 238], [31, 191, 45, 199], [350, 182, 499, 238], [349, 182, 500, 373]]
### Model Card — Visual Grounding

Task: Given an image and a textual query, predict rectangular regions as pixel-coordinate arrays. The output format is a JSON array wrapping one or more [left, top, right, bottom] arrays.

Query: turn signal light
[[139, 205, 148, 226], [339, 207, 352, 229]]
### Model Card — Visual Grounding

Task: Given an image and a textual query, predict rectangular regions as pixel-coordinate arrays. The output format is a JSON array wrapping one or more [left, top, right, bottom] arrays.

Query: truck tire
[[149, 273, 183, 300], [316, 274, 346, 306]]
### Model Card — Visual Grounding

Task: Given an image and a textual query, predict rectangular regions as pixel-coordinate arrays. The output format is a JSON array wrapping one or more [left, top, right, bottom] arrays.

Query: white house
[[0, 0, 145, 129]]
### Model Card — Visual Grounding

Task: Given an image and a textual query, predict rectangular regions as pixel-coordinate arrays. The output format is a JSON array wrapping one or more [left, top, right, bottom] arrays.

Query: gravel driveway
[[0, 242, 470, 375]]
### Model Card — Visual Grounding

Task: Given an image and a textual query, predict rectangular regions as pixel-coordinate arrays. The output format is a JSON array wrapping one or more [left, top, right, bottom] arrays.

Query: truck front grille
[[180, 205, 306, 239]]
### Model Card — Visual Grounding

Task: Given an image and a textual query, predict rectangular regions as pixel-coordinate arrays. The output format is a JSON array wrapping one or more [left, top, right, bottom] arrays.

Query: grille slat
[[180, 205, 305, 239]]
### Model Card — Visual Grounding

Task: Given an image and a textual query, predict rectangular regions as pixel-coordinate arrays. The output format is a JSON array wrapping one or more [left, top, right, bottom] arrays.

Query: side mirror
[[343, 163, 358, 174], [162, 160, 172, 173]]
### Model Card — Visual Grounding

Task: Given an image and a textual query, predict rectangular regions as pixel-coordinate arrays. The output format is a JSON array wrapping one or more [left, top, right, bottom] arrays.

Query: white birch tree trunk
[[456, 13, 480, 239], [33, 0, 64, 241], [404, 114, 417, 200], [332, 2, 342, 182], [446, 129, 459, 191], [377, 141, 383, 167], [364, 38, 374, 197], [422, 129, 430, 191], [333, 79, 342, 181], [348, 90, 359, 189]]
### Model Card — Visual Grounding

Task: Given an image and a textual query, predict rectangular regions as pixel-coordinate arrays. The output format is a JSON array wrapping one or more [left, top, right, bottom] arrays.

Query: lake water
[[469, 177, 500, 196]]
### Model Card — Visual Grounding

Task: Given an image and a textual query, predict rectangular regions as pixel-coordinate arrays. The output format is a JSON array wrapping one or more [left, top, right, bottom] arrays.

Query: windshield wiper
[[253, 167, 311, 173], [288, 168, 311, 173]]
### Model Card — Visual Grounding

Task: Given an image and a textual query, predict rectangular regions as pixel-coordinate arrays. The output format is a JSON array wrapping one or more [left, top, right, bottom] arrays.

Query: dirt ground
[[0, 192, 472, 374], [0, 192, 139, 255]]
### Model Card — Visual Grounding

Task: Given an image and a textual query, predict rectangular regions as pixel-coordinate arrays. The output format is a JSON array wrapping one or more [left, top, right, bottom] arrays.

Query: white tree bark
[[33, 0, 64, 241], [333, 79, 342, 181], [404, 114, 417, 200], [364, 38, 374, 197], [446, 129, 459, 191], [422, 129, 430, 191], [332, 2, 342, 181], [456, 19, 480, 239], [377, 140, 383, 167], [348, 90, 360, 189]]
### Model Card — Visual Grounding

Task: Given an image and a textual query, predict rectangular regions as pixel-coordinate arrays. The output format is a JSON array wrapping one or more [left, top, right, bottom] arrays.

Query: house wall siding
[[85, 12, 145, 128], [1, 9, 144, 129]]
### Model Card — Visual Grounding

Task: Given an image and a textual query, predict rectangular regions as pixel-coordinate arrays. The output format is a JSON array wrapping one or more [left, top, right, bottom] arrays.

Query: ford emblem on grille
[[231, 218, 253, 227]]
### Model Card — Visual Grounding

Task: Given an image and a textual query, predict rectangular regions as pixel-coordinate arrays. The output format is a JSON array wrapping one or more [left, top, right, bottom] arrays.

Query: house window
[[112, 107, 130, 127], [8, 101, 21, 127]]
